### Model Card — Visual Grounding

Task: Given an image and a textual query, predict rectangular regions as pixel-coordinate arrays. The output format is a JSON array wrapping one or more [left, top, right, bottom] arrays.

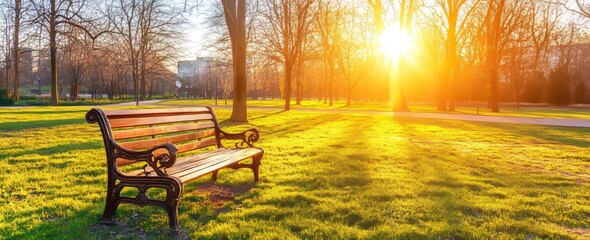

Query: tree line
[[206, 0, 590, 116], [0, 0, 589, 117], [0, 0, 188, 105]]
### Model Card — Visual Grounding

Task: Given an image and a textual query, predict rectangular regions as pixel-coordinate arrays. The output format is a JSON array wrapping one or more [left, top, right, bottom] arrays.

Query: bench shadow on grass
[[7, 205, 195, 239]]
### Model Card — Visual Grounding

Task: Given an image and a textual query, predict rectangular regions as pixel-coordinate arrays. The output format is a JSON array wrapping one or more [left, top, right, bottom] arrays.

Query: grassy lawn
[[1, 106, 590, 239], [163, 99, 590, 120]]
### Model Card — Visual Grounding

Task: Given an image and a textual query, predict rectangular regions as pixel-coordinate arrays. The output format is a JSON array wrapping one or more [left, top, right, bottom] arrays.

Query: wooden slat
[[133, 148, 261, 181], [168, 149, 256, 175], [104, 108, 211, 119], [174, 149, 262, 183], [176, 138, 218, 153], [112, 122, 216, 140], [125, 148, 230, 175], [108, 113, 214, 128], [119, 130, 216, 150]]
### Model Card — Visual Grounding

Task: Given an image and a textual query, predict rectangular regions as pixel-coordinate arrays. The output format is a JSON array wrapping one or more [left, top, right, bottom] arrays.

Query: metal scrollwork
[[220, 128, 260, 148], [113, 143, 178, 176]]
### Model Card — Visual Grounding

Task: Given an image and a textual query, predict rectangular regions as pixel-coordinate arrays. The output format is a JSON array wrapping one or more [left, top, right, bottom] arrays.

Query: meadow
[[1, 106, 590, 239]]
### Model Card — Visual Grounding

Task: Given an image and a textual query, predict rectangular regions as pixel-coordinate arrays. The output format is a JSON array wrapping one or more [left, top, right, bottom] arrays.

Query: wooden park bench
[[85, 107, 263, 232]]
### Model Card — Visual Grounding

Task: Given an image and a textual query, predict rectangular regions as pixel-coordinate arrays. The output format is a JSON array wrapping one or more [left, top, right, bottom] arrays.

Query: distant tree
[[432, 0, 479, 111], [30, 0, 107, 106], [107, 0, 184, 106], [12, 0, 21, 101], [572, 0, 590, 19], [316, 0, 341, 106], [336, 2, 371, 107], [546, 66, 571, 105], [260, 0, 315, 111], [482, 0, 528, 112]]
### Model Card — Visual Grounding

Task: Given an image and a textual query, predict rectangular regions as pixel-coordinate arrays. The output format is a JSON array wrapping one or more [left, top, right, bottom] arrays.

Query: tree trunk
[[437, 74, 448, 111], [49, 0, 59, 106], [223, 0, 248, 122], [489, 62, 500, 112], [12, 0, 21, 101], [328, 57, 335, 106], [284, 63, 292, 110], [140, 51, 146, 100], [392, 59, 409, 112]]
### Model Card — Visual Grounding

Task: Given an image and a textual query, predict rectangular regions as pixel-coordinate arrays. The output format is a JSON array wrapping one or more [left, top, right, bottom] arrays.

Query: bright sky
[[178, 1, 217, 62], [179, 14, 208, 61]]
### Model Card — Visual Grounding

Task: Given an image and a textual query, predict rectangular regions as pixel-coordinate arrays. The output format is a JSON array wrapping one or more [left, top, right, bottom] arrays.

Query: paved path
[[3, 99, 589, 128], [150, 101, 590, 128]]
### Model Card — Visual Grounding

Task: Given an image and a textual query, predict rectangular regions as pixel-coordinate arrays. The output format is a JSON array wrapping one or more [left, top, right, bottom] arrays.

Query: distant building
[[177, 60, 198, 79], [177, 57, 226, 99], [177, 57, 218, 79]]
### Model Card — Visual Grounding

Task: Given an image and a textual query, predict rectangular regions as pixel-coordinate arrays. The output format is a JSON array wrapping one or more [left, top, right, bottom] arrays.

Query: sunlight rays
[[379, 25, 415, 64]]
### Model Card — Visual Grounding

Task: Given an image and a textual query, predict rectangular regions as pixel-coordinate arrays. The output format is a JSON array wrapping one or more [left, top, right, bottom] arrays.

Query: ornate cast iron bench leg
[[100, 178, 118, 225], [252, 153, 263, 182], [164, 180, 183, 233]]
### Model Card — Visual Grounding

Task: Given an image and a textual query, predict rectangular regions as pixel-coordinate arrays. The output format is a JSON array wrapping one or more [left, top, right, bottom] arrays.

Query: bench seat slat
[[169, 149, 259, 176], [108, 113, 214, 128], [173, 148, 262, 183], [113, 122, 216, 140], [118, 129, 216, 150], [127, 148, 263, 183]]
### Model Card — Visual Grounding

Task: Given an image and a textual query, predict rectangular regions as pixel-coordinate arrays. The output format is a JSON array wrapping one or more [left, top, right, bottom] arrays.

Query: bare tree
[[260, 0, 315, 111], [316, 0, 340, 106], [429, 0, 480, 111], [481, 0, 528, 112], [336, 2, 371, 107], [29, 0, 108, 105]]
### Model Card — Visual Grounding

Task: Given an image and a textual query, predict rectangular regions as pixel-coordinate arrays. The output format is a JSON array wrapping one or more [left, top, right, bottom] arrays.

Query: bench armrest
[[219, 128, 260, 148], [112, 141, 178, 176]]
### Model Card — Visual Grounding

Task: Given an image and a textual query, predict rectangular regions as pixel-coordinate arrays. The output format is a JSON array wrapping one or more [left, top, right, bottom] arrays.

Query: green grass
[[1, 106, 590, 239], [163, 99, 590, 120]]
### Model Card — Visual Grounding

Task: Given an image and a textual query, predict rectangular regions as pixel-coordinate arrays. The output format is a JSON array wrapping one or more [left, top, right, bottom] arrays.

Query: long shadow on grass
[[0, 109, 89, 115], [397, 119, 583, 238], [397, 116, 590, 148], [242, 113, 376, 236], [482, 122, 590, 148], [0, 118, 85, 131], [0, 141, 102, 161]]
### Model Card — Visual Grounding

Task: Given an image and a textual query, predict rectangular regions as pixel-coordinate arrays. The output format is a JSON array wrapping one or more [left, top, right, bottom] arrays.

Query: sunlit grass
[[163, 99, 590, 120], [1, 106, 590, 238]]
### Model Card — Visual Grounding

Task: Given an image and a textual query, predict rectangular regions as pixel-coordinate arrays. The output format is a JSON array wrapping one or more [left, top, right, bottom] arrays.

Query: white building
[[177, 57, 217, 79]]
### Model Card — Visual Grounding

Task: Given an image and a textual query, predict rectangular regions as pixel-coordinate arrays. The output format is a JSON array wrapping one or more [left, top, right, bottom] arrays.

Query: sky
[[178, 1, 216, 62]]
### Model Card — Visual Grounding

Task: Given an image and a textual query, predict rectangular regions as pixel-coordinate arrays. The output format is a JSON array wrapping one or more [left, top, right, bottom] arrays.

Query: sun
[[379, 26, 415, 61]]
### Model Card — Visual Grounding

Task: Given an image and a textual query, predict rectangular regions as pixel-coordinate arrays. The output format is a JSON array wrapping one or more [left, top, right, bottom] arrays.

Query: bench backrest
[[87, 107, 221, 166]]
